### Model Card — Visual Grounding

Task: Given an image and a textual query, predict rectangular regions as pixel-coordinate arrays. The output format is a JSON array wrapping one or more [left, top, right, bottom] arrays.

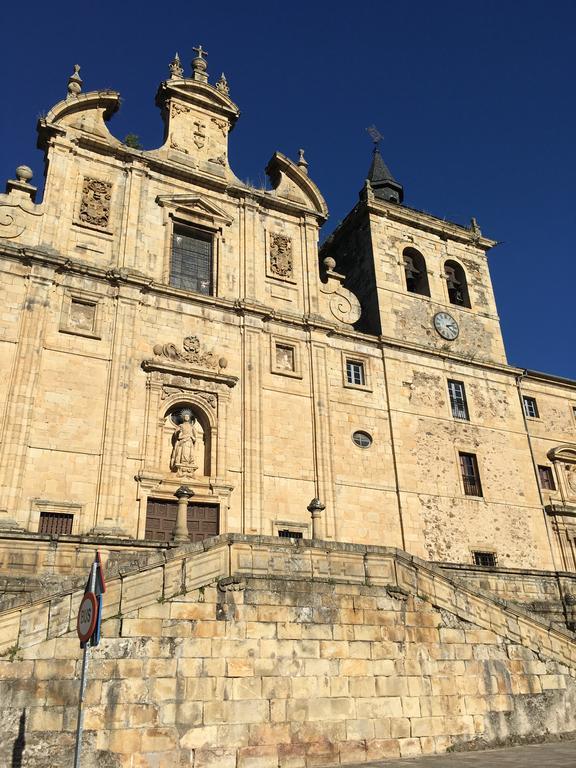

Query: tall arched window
[[403, 248, 430, 296], [444, 260, 470, 308]]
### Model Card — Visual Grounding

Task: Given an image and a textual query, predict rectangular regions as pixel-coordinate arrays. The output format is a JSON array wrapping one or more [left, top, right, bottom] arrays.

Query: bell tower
[[322, 142, 507, 366]]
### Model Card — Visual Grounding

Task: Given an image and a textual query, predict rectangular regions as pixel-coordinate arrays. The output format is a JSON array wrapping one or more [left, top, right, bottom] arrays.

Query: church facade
[[1, 49, 576, 582]]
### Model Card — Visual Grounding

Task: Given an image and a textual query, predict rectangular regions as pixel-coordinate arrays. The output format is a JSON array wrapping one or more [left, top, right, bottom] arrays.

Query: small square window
[[278, 529, 303, 539], [38, 511, 74, 535], [523, 396, 539, 419], [346, 360, 365, 386], [538, 465, 556, 491], [473, 551, 497, 567], [448, 379, 469, 420]]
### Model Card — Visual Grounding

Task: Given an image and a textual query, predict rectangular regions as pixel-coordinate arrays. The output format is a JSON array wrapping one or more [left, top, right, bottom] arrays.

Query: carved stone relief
[[79, 177, 111, 228], [211, 117, 228, 136], [171, 102, 192, 118], [275, 344, 295, 372], [269, 233, 293, 279], [152, 335, 223, 370], [193, 121, 206, 149], [69, 300, 96, 332]]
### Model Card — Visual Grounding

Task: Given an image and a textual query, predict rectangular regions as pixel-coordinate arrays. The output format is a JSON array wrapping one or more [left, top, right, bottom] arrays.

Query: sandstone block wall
[[1, 536, 576, 767]]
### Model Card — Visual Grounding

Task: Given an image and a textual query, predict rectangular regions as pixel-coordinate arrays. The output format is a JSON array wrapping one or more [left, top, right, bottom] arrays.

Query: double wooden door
[[145, 499, 219, 543]]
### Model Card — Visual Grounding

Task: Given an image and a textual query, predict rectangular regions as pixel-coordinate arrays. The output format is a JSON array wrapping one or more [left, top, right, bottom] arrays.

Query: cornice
[[0, 242, 539, 383], [324, 198, 497, 253]]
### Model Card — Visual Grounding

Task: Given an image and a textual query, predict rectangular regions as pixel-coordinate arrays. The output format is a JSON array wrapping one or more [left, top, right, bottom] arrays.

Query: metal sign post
[[73, 552, 105, 768]]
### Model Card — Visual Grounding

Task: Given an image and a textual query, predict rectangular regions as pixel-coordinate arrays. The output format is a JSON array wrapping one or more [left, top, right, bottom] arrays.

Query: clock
[[433, 312, 459, 340]]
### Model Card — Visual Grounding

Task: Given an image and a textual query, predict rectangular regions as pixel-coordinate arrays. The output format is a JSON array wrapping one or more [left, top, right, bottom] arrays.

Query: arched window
[[444, 260, 470, 308], [403, 248, 430, 296]]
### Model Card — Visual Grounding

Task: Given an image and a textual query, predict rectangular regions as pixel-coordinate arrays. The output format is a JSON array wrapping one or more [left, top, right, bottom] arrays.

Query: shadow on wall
[[12, 710, 25, 768]]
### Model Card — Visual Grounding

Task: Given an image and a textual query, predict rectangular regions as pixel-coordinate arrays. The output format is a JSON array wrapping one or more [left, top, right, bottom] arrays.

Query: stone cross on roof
[[193, 44, 208, 60]]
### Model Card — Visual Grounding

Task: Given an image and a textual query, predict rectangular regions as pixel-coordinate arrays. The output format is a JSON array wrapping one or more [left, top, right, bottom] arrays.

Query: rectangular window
[[278, 529, 304, 539], [171, 226, 213, 295], [38, 512, 74, 535], [448, 379, 469, 420], [538, 465, 556, 491], [522, 396, 539, 419], [346, 360, 365, 386], [459, 452, 483, 497], [473, 551, 497, 567]]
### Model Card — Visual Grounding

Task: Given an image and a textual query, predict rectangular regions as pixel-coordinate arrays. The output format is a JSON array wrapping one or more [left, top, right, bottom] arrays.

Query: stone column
[[307, 497, 326, 539], [173, 485, 194, 543]]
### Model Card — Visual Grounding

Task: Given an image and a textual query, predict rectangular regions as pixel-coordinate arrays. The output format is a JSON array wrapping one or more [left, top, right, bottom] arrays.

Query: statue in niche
[[566, 464, 576, 495], [170, 409, 198, 475]]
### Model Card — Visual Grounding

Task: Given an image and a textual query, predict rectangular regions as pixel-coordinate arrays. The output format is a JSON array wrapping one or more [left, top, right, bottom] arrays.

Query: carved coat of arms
[[79, 177, 111, 228], [269, 233, 293, 279]]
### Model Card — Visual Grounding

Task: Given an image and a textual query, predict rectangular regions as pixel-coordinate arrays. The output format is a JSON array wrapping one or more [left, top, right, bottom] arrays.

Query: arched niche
[[444, 259, 471, 308], [403, 248, 430, 297], [547, 445, 576, 502], [162, 394, 216, 478]]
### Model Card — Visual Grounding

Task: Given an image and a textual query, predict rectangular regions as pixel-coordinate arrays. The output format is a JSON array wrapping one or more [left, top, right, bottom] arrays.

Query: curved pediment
[[265, 152, 328, 220], [38, 90, 120, 148], [548, 444, 576, 463]]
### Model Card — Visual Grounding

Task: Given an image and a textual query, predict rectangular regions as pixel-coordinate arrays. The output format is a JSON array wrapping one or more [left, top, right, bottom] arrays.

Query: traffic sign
[[77, 592, 98, 644]]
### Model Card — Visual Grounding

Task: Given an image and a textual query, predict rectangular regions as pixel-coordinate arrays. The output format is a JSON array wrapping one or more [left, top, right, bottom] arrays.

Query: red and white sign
[[77, 592, 98, 643]]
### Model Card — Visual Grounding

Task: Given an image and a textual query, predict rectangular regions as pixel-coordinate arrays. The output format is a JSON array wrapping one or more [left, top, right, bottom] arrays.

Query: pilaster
[[92, 283, 141, 534], [0, 264, 54, 526], [242, 322, 263, 533], [308, 333, 336, 539]]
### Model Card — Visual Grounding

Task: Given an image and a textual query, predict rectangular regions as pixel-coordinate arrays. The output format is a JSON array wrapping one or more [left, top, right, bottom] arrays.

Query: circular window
[[352, 430, 372, 449]]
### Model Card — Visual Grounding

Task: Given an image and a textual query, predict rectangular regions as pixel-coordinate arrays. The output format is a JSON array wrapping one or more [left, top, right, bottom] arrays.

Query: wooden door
[[145, 499, 219, 543]]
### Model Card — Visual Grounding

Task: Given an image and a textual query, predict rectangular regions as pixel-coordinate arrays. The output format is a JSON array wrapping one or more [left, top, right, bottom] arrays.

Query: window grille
[[473, 551, 497, 567], [38, 512, 73, 535], [522, 396, 539, 419], [346, 360, 365, 386], [171, 226, 213, 295], [538, 465, 555, 491], [278, 529, 303, 539], [448, 380, 469, 420], [459, 452, 483, 496]]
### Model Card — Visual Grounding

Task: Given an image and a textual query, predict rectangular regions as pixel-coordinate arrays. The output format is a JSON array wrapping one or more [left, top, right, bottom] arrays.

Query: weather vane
[[367, 125, 383, 146]]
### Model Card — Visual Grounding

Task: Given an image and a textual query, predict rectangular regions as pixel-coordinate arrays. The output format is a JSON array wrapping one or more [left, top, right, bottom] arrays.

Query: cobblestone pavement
[[337, 740, 576, 767]]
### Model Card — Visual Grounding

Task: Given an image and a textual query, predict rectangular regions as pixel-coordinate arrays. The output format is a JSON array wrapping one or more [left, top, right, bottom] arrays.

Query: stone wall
[[1, 536, 576, 767]]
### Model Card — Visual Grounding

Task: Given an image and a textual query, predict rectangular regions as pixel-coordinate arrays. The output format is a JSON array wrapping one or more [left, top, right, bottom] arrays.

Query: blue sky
[[1, 1, 575, 378]]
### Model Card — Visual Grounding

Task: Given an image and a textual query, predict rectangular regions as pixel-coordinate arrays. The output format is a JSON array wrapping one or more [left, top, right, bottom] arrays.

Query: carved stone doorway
[[145, 499, 219, 543]]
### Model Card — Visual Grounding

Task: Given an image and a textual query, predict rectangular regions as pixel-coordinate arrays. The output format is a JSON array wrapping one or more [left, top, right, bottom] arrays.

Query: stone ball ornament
[[16, 165, 33, 183], [323, 256, 336, 271]]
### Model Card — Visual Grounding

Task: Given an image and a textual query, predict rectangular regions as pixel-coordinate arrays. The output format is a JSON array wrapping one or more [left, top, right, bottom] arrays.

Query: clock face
[[433, 312, 459, 340]]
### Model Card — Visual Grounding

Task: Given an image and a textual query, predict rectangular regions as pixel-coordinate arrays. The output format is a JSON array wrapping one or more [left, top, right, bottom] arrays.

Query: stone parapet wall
[[438, 562, 576, 631], [1, 535, 576, 767]]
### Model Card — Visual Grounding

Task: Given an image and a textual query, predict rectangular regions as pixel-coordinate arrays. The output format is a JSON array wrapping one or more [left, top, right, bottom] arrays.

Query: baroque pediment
[[156, 194, 233, 226]]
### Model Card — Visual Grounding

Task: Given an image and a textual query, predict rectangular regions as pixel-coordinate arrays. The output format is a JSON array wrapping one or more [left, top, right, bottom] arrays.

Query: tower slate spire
[[366, 145, 404, 204]]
